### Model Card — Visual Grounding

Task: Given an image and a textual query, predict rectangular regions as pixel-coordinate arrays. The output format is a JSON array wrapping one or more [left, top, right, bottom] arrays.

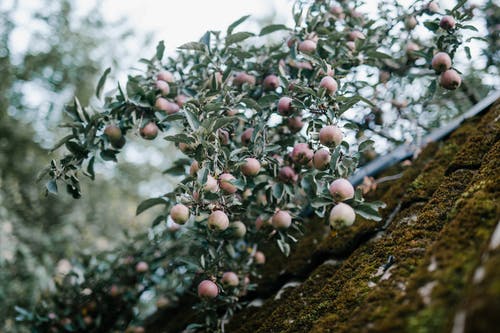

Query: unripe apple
[[263, 74, 280, 91], [157, 70, 175, 83], [198, 280, 218, 299], [330, 5, 344, 18], [204, 175, 219, 193], [254, 251, 266, 265], [348, 30, 365, 41], [427, 1, 439, 13], [319, 76, 338, 95], [439, 69, 461, 90], [83, 316, 93, 326], [431, 52, 452, 72], [156, 296, 170, 309], [298, 39, 317, 53], [219, 173, 237, 193], [218, 129, 230, 145], [291, 143, 313, 165], [170, 204, 190, 225], [319, 125, 343, 146], [287, 116, 304, 133], [313, 149, 331, 170], [208, 210, 229, 231], [230, 221, 247, 238], [241, 128, 254, 146], [379, 70, 391, 84], [155, 97, 179, 114], [278, 166, 298, 183], [233, 72, 256, 86], [329, 202, 356, 228], [104, 125, 122, 143], [109, 284, 121, 297], [190, 160, 199, 176], [272, 210, 292, 229], [221, 272, 239, 287], [140, 122, 159, 140], [241, 158, 261, 176], [135, 261, 149, 273], [156, 80, 170, 96], [278, 96, 293, 115], [346, 41, 356, 52], [329, 178, 355, 201], [175, 94, 188, 107], [406, 42, 421, 57], [405, 16, 417, 30], [440, 15, 456, 30]]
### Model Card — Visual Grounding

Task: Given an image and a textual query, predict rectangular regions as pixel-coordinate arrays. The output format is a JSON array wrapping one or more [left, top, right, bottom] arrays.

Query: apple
[[278, 96, 293, 115], [140, 122, 159, 140], [291, 143, 313, 165], [263, 74, 280, 91], [405, 16, 417, 30], [198, 280, 218, 299], [241, 158, 261, 176], [175, 94, 188, 107], [287, 116, 304, 133], [329, 202, 356, 228], [313, 149, 331, 170], [135, 261, 149, 273], [241, 128, 254, 146], [348, 30, 365, 41], [440, 15, 456, 30], [439, 69, 461, 90], [230, 221, 247, 238], [208, 210, 229, 231], [272, 210, 292, 229], [219, 173, 237, 193], [204, 175, 219, 193], [221, 272, 239, 287], [319, 76, 338, 95], [298, 39, 317, 53], [431, 52, 452, 72], [329, 178, 355, 201], [319, 125, 343, 146], [190, 160, 199, 176], [155, 97, 179, 114], [278, 166, 298, 183], [254, 251, 266, 264], [233, 72, 256, 86], [157, 70, 175, 83], [155, 80, 170, 96], [170, 204, 190, 225], [104, 125, 122, 143]]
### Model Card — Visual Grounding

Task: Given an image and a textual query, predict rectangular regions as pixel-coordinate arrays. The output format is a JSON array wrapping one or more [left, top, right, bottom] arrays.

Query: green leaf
[[96, 67, 111, 99], [240, 98, 261, 111], [464, 46, 471, 60], [184, 109, 200, 130], [227, 15, 250, 35], [354, 203, 382, 221], [100, 149, 118, 162], [358, 139, 374, 152], [452, 0, 466, 12], [156, 40, 165, 60], [259, 24, 289, 36], [211, 117, 237, 132], [50, 134, 75, 153], [277, 238, 291, 257], [136, 197, 168, 215], [178, 42, 207, 52], [366, 51, 392, 60], [423, 21, 440, 32], [225, 32, 255, 46], [164, 133, 195, 144], [46, 180, 58, 195], [461, 25, 478, 32]]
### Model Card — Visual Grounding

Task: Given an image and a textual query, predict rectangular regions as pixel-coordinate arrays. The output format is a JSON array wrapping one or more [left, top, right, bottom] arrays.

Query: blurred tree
[[0, 1, 162, 331]]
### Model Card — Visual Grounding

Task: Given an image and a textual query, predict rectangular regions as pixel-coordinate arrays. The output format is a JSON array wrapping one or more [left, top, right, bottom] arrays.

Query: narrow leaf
[[96, 67, 111, 99], [227, 15, 250, 35], [156, 40, 165, 60], [259, 24, 289, 36]]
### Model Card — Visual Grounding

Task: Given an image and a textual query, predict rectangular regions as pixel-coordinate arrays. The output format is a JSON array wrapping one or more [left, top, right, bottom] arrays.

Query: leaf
[[464, 46, 471, 60], [211, 117, 237, 132], [461, 25, 478, 32], [96, 67, 111, 99], [354, 203, 382, 221], [423, 21, 440, 32], [74, 97, 89, 123], [240, 97, 261, 111], [358, 139, 374, 152], [178, 42, 207, 52], [156, 40, 165, 60], [366, 51, 392, 60], [452, 0, 466, 12], [136, 197, 168, 215], [259, 24, 289, 36], [50, 134, 75, 153], [100, 149, 118, 162], [183, 109, 200, 130], [46, 180, 58, 195], [163, 133, 195, 144], [227, 15, 250, 35], [277, 238, 291, 257], [225, 32, 255, 46]]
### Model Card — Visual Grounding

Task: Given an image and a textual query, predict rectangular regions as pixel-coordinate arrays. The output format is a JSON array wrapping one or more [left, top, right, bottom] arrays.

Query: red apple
[[431, 52, 452, 72], [208, 210, 229, 231], [291, 143, 313, 165], [287, 116, 304, 133], [278, 96, 293, 115], [219, 173, 237, 193], [278, 166, 298, 183], [329, 178, 355, 201], [140, 122, 159, 140], [440, 15, 456, 30], [241, 158, 261, 176], [198, 280, 218, 299], [439, 69, 461, 90], [241, 128, 254, 146], [204, 175, 219, 193], [319, 125, 343, 146], [263, 74, 280, 91], [313, 149, 331, 170]]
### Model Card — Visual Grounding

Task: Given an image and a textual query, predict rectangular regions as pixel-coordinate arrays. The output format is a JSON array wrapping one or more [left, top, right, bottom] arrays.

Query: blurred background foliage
[[0, 0, 166, 330], [0, 0, 498, 332]]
